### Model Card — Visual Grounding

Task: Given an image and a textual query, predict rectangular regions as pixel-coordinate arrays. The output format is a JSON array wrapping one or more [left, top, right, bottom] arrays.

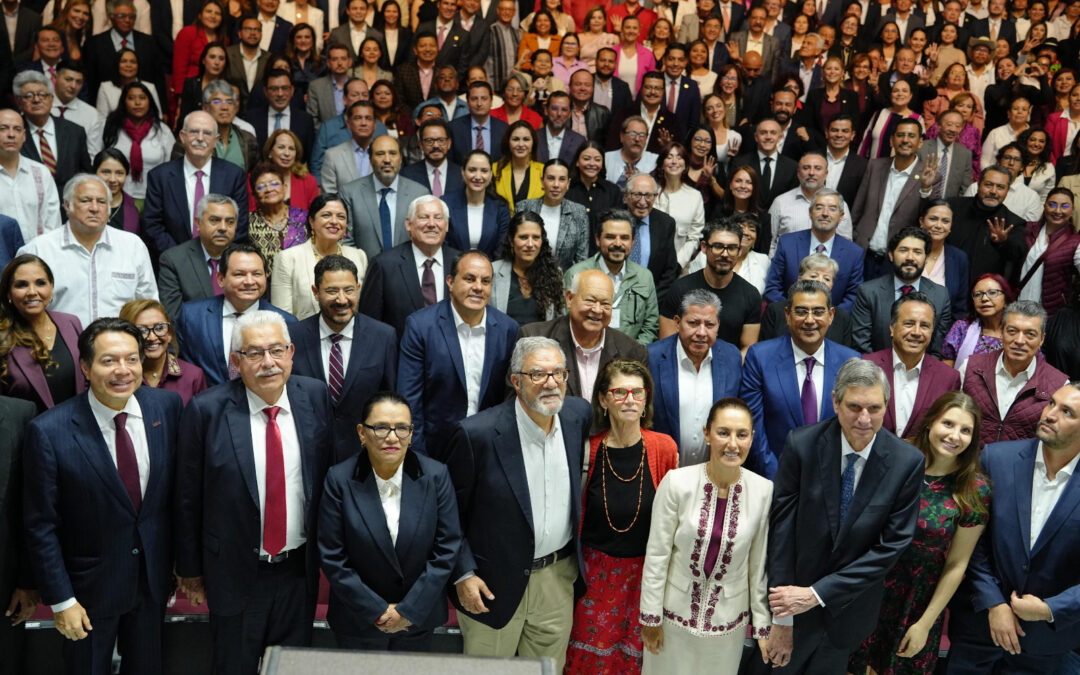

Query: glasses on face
[[137, 322, 170, 338], [1000, 154, 1023, 163], [790, 306, 829, 318], [624, 130, 647, 139], [972, 289, 1004, 300], [421, 137, 449, 146], [235, 345, 289, 361], [721, 74, 739, 81], [20, 92, 51, 101], [517, 369, 570, 384], [607, 387, 648, 401], [362, 423, 414, 439], [210, 98, 236, 106], [706, 242, 741, 254], [112, 12, 136, 18], [255, 180, 283, 192], [628, 191, 656, 201]]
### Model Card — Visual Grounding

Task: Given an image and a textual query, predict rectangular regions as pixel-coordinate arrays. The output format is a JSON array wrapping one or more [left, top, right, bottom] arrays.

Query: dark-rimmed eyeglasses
[[137, 322, 170, 338], [362, 423, 414, 439], [517, 369, 570, 384]]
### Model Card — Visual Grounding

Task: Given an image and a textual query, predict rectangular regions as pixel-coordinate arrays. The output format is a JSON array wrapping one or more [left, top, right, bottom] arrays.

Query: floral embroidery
[[639, 612, 662, 626]]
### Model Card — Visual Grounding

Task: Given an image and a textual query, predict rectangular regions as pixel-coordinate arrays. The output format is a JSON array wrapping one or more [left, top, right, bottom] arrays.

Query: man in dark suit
[[242, 69, 316, 163], [0, 395, 39, 675], [157, 193, 237, 320], [414, 0, 472, 77], [326, 0, 384, 64], [823, 114, 867, 207], [967, 0, 1017, 49], [81, 0, 164, 103], [740, 280, 860, 478], [398, 251, 518, 458], [443, 337, 591, 671], [536, 92, 585, 164], [621, 174, 680, 297], [862, 293, 962, 437], [946, 165, 1028, 285], [0, 0, 41, 68], [730, 117, 799, 211], [24, 318, 183, 675], [606, 72, 681, 155], [357, 195, 461, 336], [176, 243, 298, 385], [15, 71, 91, 195], [398, 119, 464, 198], [771, 87, 824, 160], [519, 269, 649, 401], [143, 111, 250, 257], [149, 0, 198, 69], [765, 358, 924, 672], [252, 0, 292, 52], [175, 310, 333, 675], [659, 43, 702, 139], [648, 288, 742, 466], [881, 0, 926, 43], [394, 33, 440, 114], [292, 255, 397, 463], [851, 226, 953, 356], [567, 70, 612, 143], [449, 81, 507, 164], [592, 47, 633, 113], [946, 383, 1080, 674]]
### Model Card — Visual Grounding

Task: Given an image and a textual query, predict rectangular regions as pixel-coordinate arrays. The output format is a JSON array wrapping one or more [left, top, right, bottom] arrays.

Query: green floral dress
[[848, 472, 991, 675]]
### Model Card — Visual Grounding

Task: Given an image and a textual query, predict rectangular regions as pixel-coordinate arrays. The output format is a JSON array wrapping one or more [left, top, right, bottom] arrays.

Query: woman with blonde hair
[[262, 129, 319, 211], [579, 6, 617, 69]]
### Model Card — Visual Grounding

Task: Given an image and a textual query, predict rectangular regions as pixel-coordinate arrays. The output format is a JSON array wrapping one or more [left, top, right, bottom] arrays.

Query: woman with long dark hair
[[653, 143, 705, 270], [286, 23, 325, 97], [371, 80, 412, 138], [802, 55, 860, 136], [95, 47, 163, 116], [444, 150, 511, 258], [177, 41, 229, 127], [494, 120, 545, 212], [374, 0, 411, 68], [490, 210, 565, 324], [1018, 127, 1056, 201], [566, 141, 622, 231], [102, 81, 175, 207], [93, 149, 140, 234], [684, 126, 724, 216]]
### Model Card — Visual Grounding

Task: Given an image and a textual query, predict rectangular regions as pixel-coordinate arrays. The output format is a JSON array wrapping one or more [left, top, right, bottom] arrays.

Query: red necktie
[[57, 105, 67, 119], [262, 406, 287, 556], [668, 80, 677, 111], [114, 413, 142, 511], [901, 284, 914, 296], [38, 130, 57, 176]]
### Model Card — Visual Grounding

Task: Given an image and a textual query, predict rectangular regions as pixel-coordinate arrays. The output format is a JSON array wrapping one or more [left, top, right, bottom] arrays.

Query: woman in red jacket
[[172, 0, 226, 112]]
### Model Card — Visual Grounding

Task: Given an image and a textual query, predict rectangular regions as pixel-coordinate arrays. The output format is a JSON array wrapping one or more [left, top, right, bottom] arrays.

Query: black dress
[[44, 338, 78, 411], [581, 439, 655, 558], [505, 274, 543, 326]]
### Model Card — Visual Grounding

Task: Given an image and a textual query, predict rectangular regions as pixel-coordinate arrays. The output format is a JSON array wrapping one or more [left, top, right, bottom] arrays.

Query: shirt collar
[[451, 302, 486, 333], [411, 244, 444, 269], [223, 298, 259, 317], [61, 220, 112, 250], [840, 426, 876, 462], [997, 351, 1038, 382], [791, 339, 825, 364], [571, 326, 605, 356], [515, 397, 562, 443], [889, 159, 916, 176], [894, 277, 921, 293], [376, 174, 400, 193], [183, 156, 210, 179], [1035, 440, 1080, 482], [758, 149, 777, 162], [374, 461, 404, 496], [28, 117, 54, 135], [676, 336, 712, 369], [87, 389, 142, 429], [892, 348, 924, 375], [245, 383, 292, 415], [319, 315, 354, 340]]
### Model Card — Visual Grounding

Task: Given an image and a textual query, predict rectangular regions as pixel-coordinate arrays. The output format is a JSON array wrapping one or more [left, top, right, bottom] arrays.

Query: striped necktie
[[38, 130, 57, 176]]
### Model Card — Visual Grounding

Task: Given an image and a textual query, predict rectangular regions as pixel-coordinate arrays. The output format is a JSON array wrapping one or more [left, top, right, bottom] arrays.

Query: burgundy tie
[[328, 334, 345, 403], [801, 356, 818, 425], [58, 105, 67, 119], [209, 259, 223, 295], [901, 284, 914, 296], [192, 170, 206, 237], [114, 413, 142, 511], [262, 406, 287, 556], [421, 259, 437, 306]]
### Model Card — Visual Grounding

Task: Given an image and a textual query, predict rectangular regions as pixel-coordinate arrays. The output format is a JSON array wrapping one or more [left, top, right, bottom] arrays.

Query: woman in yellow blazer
[[271, 194, 368, 320], [494, 119, 545, 214]]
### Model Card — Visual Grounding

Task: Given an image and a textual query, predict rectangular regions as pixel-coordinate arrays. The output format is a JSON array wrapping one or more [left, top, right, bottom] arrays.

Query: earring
[[602, 407, 608, 416]]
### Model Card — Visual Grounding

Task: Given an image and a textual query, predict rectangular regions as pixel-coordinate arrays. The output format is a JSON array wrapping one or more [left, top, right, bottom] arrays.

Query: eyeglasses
[[255, 180, 283, 191], [137, 322, 170, 338], [516, 369, 570, 384], [972, 289, 1004, 300], [421, 137, 449, 146], [1000, 154, 1023, 162], [234, 345, 290, 361], [790, 307, 829, 318], [362, 423, 414, 439], [627, 191, 656, 201], [607, 387, 648, 401], [19, 92, 51, 101], [706, 242, 741, 254], [624, 131, 647, 139]]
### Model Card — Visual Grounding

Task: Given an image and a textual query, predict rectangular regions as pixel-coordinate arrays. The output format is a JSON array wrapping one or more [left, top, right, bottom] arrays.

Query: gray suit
[[157, 238, 217, 321], [918, 142, 973, 200], [224, 45, 269, 102], [850, 276, 953, 357], [340, 173, 429, 261], [729, 30, 781, 79], [321, 138, 365, 194], [306, 75, 343, 127], [514, 198, 590, 271]]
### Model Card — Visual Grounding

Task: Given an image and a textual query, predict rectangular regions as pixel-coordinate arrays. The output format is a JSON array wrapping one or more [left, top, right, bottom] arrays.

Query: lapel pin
[[153, 421, 162, 427]]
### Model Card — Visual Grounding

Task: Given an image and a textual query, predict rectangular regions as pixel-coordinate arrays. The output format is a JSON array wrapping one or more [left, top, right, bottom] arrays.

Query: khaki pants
[[458, 555, 578, 672]]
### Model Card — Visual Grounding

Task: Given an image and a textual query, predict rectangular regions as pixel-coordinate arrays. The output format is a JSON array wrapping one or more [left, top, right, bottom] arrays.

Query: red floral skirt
[[564, 546, 645, 675]]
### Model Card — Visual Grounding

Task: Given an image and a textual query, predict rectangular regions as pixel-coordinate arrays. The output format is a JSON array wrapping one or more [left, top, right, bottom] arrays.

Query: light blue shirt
[[635, 214, 652, 268], [809, 233, 835, 258], [471, 117, 492, 154], [893, 276, 922, 299], [354, 139, 371, 178]]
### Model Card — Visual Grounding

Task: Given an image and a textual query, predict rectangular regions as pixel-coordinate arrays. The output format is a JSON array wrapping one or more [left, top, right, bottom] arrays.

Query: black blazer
[[833, 151, 868, 208], [175, 377, 333, 615], [800, 88, 861, 137], [413, 20, 472, 77], [768, 418, 924, 649], [399, 159, 465, 195], [242, 103, 317, 163], [24, 388, 183, 614], [379, 26, 413, 69], [602, 75, 634, 118], [291, 312, 398, 463], [443, 396, 592, 628], [319, 450, 462, 637], [20, 116, 91, 194], [156, 238, 216, 321], [82, 30, 165, 104], [150, 0, 198, 65], [642, 208, 679, 299], [0, 6, 40, 67], [357, 241, 462, 337], [449, 115, 508, 164], [0, 396, 39, 618], [729, 151, 799, 211]]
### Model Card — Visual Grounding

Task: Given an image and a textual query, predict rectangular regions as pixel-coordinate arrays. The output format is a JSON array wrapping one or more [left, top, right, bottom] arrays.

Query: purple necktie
[[703, 496, 727, 576], [421, 259, 437, 306], [328, 333, 344, 403], [114, 413, 142, 511], [815, 243, 826, 254], [432, 167, 443, 198], [192, 169, 205, 237], [801, 356, 818, 425], [209, 258, 223, 295]]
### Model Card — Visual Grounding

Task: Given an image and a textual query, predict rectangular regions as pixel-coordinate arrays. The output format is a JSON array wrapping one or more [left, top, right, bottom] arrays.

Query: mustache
[[256, 367, 284, 378]]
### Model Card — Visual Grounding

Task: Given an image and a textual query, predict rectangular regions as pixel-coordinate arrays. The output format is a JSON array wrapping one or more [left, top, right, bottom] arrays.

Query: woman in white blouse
[[101, 82, 175, 206], [652, 143, 705, 270], [731, 214, 769, 294], [271, 194, 368, 320], [95, 48, 163, 117]]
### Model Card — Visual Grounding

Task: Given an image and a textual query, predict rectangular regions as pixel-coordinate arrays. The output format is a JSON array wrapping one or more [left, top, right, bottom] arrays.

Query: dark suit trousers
[[0, 617, 26, 675], [752, 624, 851, 675], [210, 552, 313, 675], [63, 564, 165, 675], [945, 600, 1065, 675], [335, 628, 434, 652]]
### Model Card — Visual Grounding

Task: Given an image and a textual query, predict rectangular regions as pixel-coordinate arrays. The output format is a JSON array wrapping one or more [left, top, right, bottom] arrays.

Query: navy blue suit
[[764, 231, 866, 312], [941, 243, 971, 320], [948, 439, 1080, 673], [0, 215, 25, 271], [398, 300, 518, 458], [318, 450, 462, 643], [242, 103, 317, 163], [143, 158, 250, 257], [399, 159, 465, 196], [448, 115, 508, 165], [647, 334, 742, 458], [175, 297, 298, 386], [291, 313, 398, 463], [665, 75, 702, 144], [740, 337, 860, 478], [357, 242, 461, 337], [442, 189, 510, 258], [23, 388, 183, 675], [443, 396, 591, 629]]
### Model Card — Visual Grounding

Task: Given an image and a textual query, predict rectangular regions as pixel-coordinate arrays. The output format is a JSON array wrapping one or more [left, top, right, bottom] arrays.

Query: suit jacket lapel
[[394, 469, 427, 563], [288, 380, 318, 511], [137, 389, 168, 504], [55, 312, 86, 394], [225, 386, 260, 509], [185, 244, 214, 296], [477, 201, 499, 254], [71, 395, 136, 514], [817, 422, 842, 541], [772, 340, 803, 425], [206, 299, 226, 379], [9, 346, 53, 409], [659, 341, 679, 437], [492, 403, 534, 530], [349, 473, 403, 572], [838, 437, 890, 542], [438, 303, 468, 391], [395, 246, 426, 309]]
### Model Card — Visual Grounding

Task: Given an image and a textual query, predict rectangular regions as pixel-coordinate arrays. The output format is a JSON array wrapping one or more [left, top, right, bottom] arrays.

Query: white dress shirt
[[259, 14, 278, 51], [870, 159, 917, 254], [572, 328, 605, 403], [545, 126, 565, 163], [676, 338, 712, 466], [0, 156, 62, 243], [792, 339, 826, 421], [768, 187, 854, 256], [52, 97, 104, 159], [411, 244, 446, 302], [539, 202, 561, 254], [758, 149, 778, 192], [1019, 225, 1050, 303], [17, 225, 158, 326], [319, 315, 353, 381], [183, 157, 213, 226], [892, 350, 924, 436], [242, 48, 265, 92], [376, 462, 404, 545], [824, 149, 849, 190], [515, 399, 572, 558], [246, 387, 307, 555], [452, 304, 487, 416], [1030, 442, 1080, 549], [995, 352, 1038, 420], [222, 299, 261, 366], [466, 203, 484, 247]]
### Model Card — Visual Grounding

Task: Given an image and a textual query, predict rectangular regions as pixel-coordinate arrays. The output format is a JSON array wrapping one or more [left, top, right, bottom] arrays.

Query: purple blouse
[[703, 496, 728, 577]]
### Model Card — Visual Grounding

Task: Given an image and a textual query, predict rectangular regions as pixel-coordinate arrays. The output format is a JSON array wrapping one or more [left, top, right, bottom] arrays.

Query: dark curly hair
[[499, 210, 565, 317], [0, 255, 58, 380]]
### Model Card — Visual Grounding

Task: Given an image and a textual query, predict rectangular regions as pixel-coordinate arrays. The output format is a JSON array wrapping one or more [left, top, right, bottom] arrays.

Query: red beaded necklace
[[599, 433, 647, 534]]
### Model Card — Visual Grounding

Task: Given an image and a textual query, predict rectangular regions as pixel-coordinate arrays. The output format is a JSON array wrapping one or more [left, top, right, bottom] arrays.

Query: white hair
[[62, 173, 111, 207], [230, 311, 291, 353], [406, 194, 450, 221]]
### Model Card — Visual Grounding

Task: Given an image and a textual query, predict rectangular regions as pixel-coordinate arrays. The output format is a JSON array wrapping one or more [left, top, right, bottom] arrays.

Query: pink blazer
[[1046, 111, 1072, 162], [614, 44, 656, 97], [1, 310, 85, 411]]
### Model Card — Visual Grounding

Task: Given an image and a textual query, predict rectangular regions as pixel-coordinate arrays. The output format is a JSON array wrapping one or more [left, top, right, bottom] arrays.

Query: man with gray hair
[[765, 356, 924, 672], [158, 193, 239, 319], [14, 69, 91, 193], [176, 309, 333, 675], [443, 335, 592, 672], [767, 156, 854, 257], [143, 110, 249, 258], [18, 173, 157, 326], [648, 288, 743, 465], [0, 108, 62, 243], [621, 173, 679, 298], [193, 79, 260, 170], [962, 300, 1068, 447], [357, 195, 461, 336], [604, 116, 658, 188], [760, 254, 855, 346]]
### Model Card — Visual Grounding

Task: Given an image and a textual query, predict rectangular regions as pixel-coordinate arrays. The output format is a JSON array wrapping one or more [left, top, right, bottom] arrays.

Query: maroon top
[[703, 496, 728, 577]]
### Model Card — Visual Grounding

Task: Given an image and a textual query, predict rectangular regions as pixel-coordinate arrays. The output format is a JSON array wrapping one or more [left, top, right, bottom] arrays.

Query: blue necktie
[[629, 220, 644, 265], [274, 112, 283, 130], [839, 454, 858, 522], [379, 187, 392, 250]]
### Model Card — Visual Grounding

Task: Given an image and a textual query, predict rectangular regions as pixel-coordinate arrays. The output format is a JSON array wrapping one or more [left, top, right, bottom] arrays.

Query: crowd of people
[[2, 0, 1080, 673]]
